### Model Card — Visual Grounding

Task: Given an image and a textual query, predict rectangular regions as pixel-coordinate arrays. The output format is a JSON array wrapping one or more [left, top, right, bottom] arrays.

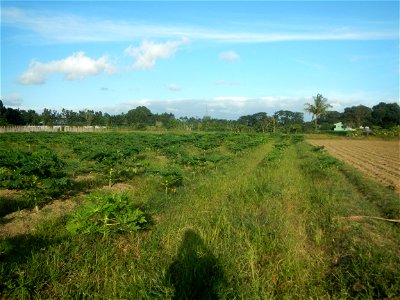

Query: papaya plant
[[67, 192, 149, 236]]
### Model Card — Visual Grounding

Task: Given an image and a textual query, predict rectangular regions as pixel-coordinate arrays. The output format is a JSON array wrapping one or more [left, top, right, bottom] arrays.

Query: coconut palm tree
[[304, 94, 332, 131]]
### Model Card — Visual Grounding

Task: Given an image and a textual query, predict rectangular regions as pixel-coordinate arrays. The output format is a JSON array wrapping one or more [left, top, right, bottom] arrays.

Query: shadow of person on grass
[[166, 229, 225, 300]]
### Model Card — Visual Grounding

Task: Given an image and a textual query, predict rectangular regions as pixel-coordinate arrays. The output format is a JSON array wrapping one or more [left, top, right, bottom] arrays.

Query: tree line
[[0, 98, 398, 132], [305, 94, 399, 131]]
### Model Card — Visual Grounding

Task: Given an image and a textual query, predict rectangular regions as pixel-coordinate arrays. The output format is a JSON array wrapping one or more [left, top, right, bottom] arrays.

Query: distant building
[[333, 122, 355, 132]]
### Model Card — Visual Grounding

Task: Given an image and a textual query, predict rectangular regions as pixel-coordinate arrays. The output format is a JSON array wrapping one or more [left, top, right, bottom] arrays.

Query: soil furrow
[[327, 145, 400, 177], [307, 139, 400, 192]]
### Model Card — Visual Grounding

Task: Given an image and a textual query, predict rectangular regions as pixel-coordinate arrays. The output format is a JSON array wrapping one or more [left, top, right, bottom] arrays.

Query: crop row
[[0, 132, 271, 215]]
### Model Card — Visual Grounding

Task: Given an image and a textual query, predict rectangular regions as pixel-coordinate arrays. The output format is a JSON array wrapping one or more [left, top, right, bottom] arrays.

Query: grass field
[[1, 132, 399, 299]]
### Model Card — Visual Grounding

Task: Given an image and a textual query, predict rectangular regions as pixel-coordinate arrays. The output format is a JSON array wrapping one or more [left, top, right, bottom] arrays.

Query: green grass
[[0, 133, 399, 299]]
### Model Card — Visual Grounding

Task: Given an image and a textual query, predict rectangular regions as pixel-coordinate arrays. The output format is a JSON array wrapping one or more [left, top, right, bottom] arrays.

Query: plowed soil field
[[307, 139, 400, 192]]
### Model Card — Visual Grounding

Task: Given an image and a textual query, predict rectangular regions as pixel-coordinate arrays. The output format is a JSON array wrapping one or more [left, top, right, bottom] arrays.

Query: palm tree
[[304, 94, 332, 131]]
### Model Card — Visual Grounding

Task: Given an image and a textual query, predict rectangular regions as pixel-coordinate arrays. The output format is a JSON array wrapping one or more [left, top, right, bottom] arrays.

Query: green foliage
[[261, 138, 291, 166], [227, 134, 270, 153], [311, 145, 325, 152], [156, 167, 184, 194], [300, 144, 342, 181], [263, 150, 282, 164], [372, 125, 400, 139], [316, 155, 341, 169], [371, 102, 400, 129], [0, 132, 270, 216], [290, 134, 304, 144], [304, 94, 332, 131], [273, 141, 290, 151], [1, 134, 399, 299], [66, 192, 149, 235], [1, 100, 399, 131], [0, 149, 71, 209], [342, 105, 372, 128], [193, 134, 222, 150]]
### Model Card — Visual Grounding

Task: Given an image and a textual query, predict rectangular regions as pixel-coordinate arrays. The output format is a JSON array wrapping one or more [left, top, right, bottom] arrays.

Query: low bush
[[67, 192, 149, 235]]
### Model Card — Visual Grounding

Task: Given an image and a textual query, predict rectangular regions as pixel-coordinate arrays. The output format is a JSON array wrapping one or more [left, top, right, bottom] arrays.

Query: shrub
[[317, 155, 341, 169], [290, 135, 304, 144], [66, 192, 149, 235], [159, 168, 184, 194], [311, 145, 325, 152]]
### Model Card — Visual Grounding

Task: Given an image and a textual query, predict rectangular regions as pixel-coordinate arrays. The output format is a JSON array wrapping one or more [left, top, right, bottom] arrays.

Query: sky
[[1, 1, 399, 120]]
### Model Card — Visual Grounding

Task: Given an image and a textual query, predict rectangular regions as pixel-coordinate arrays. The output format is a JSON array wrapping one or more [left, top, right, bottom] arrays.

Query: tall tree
[[342, 105, 372, 128], [41, 108, 59, 125], [0, 100, 7, 125], [319, 111, 342, 126], [21, 109, 41, 125], [4, 108, 24, 125], [371, 102, 400, 129], [126, 106, 154, 128], [155, 112, 177, 129], [304, 94, 332, 131], [274, 110, 304, 132]]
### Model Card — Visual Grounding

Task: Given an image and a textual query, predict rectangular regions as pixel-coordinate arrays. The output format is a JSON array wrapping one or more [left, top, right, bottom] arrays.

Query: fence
[[0, 126, 107, 133]]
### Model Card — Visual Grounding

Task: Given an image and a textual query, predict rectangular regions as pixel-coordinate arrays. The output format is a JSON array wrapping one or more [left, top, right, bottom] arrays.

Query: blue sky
[[1, 1, 399, 120]]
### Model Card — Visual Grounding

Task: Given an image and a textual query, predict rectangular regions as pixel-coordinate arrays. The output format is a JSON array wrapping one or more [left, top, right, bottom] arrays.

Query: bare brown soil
[[0, 198, 78, 238], [307, 139, 400, 192]]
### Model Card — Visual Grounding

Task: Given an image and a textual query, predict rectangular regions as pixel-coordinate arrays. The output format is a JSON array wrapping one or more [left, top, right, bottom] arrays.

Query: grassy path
[[1, 138, 399, 299]]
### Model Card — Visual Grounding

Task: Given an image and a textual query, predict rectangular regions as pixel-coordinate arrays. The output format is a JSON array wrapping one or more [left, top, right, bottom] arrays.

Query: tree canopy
[[371, 102, 400, 129], [304, 94, 332, 131], [0, 98, 398, 132], [342, 105, 372, 128]]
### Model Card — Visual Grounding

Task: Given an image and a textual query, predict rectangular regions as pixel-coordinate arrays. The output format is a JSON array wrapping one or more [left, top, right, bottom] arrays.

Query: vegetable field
[[307, 139, 400, 192], [0, 132, 399, 299]]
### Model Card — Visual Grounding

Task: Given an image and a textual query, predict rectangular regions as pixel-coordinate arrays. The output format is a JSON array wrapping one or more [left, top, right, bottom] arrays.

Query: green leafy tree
[[4, 108, 24, 125], [126, 106, 154, 128], [319, 111, 342, 129], [155, 112, 179, 129], [0, 100, 8, 125], [274, 110, 304, 133], [41, 108, 58, 126], [371, 102, 400, 129], [237, 112, 275, 132], [342, 105, 372, 128], [304, 94, 332, 131], [21, 109, 41, 125]]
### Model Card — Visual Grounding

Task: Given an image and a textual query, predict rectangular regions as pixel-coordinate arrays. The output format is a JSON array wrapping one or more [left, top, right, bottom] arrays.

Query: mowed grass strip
[[1, 137, 399, 299]]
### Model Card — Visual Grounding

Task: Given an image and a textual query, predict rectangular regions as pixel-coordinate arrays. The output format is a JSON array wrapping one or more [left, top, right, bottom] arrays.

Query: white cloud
[[213, 96, 248, 107], [93, 96, 304, 119], [3, 7, 396, 45], [219, 51, 240, 62], [260, 96, 293, 108], [18, 52, 114, 85], [166, 107, 180, 112], [167, 84, 181, 92], [1, 93, 23, 107], [55, 96, 272, 120], [125, 38, 189, 70], [18, 64, 47, 85]]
